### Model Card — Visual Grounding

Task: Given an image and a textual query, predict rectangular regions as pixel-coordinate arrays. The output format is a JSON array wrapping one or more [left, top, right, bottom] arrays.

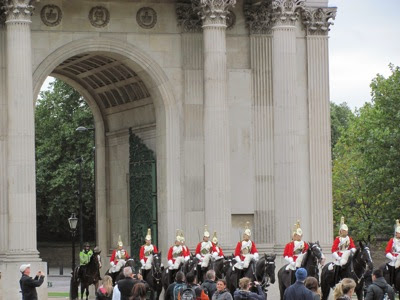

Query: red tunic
[[110, 249, 130, 264], [195, 242, 217, 257], [212, 244, 224, 257], [385, 238, 400, 257], [331, 236, 356, 257], [139, 244, 159, 262], [167, 245, 188, 263], [283, 241, 309, 262], [234, 240, 258, 261], [183, 245, 190, 257]]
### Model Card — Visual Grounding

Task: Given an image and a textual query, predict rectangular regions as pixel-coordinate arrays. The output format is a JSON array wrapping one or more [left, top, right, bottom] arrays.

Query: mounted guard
[[78, 242, 93, 278], [385, 219, 400, 285], [211, 231, 224, 260], [109, 235, 130, 273], [195, 225, 216, 269], [234, 222, 259, 270], [139, 228, 159, 277], [283, 221, 309, 272], [167, 230, 187, 271]]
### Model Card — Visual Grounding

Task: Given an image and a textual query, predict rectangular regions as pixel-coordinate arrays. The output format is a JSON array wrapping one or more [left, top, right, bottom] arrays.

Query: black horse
[[70, 250, 101, 300], [277, 241, 324, 300], [161, 255, 196, 292], [142, 253, 163, 300], [381, 261, 400, 298], [105, 258, 136, 285], [321, 242, 373, 300], [226, 254, 276, 295]]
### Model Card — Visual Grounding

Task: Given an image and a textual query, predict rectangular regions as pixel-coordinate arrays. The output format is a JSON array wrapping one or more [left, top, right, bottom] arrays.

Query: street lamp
[[75, 156, 84, 250], [68, 213, 78, 272]]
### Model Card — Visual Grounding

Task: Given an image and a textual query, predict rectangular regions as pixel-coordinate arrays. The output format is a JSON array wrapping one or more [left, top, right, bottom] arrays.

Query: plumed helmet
[[293, 220, 303, 237], [212, 231, 218, 244], [175, 229, 182, 242], [244, 222, 251, 237], [204, 225, 210, 238], [395, 219, 400, 234], [145, 228, 152, 241], [180, 230, 185, 242], [339, 216, 348, 233], [117, 235, 123, 247]]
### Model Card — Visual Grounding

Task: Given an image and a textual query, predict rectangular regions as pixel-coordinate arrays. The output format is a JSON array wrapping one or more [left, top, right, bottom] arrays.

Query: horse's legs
[[85, 286, 89, 300]]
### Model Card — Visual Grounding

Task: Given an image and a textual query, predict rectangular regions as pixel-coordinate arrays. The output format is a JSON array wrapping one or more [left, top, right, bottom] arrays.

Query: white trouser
[[110, 259, 126, 273], [141, 255, 153, 270], [201, 254, 212, 268], [234, 254, 253, 270], [170, 256, 185, 270], [334, 250, 351, 266]]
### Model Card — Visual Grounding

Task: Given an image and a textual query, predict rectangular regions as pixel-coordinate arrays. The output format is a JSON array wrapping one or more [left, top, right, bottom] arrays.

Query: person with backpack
[[364, 269, 395, 300], [179, 272, 209, 300], [233, 277, 265, 300], [201, 270, 217, 298], [165, 271, 186, 300]]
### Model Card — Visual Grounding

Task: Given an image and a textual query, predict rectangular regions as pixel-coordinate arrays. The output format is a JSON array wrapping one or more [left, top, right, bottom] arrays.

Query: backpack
[[380, 285, 389, 300], [173, 283, 187, 300], [179, 286, 197, 300]]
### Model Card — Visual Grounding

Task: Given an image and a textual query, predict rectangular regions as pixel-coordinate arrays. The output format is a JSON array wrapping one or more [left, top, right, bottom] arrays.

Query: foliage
[[330, 102, 354, 158], [332, 65, 400, 242], [35, 79, 95, 241]]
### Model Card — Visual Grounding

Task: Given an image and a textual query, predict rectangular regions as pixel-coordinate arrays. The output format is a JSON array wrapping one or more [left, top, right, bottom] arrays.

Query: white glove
[[168, 260, 173, 267], [284, 256, 294, 264], [196, 254, 202, 260], [386, 253, 396, 262], [212, 252, 218, 259], [350, 248, 356, 254], [254, 253, 259, 261], [235, 256, 242, 263], [290, 261, 296, 267], [140, 259, 145, 266], [110, 261, 115, 267], [184, 256, 190, 262], [332, 252, 340, 260]]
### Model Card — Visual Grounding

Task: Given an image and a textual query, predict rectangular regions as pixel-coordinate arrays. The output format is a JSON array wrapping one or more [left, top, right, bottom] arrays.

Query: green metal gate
[[129, 130, 157, 260]]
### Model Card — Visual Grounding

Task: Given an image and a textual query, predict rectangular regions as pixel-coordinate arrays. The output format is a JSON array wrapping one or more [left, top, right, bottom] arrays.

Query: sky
[[329, 0, 400, 109]]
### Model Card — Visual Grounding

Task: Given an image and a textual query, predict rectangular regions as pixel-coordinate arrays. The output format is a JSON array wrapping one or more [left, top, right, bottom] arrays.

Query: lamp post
[[68, 213, 78, 272], [75, 157, 84, 250]]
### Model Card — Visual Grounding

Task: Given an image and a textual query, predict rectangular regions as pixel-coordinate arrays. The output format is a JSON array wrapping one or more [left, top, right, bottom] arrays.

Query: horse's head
[[309, 241, 323, 262], [222, 256, 233, 274], [125, 258, 135, 272], [153, 253, 162, 274], [264, 253, 276, 284], [358, 241, 373, 271]]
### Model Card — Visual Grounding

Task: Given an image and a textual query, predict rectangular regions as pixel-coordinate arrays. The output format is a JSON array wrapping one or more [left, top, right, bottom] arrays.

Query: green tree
[[35, 79, 95, 241], [330, 102, 354, 158], [332, 65, 400, 242]]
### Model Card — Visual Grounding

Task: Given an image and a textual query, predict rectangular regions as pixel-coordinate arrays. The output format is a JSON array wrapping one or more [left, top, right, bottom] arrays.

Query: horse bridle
[[351, 246, 373, 284], [252, 256, 274, 291], [151, 255, 162, 282]]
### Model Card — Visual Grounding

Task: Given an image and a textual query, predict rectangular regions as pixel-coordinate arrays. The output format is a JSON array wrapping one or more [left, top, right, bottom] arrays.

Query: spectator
[[165, 271, 186, 300], [117, 267, 144, 300], [112, 284, 121, 300], [201, 270, 217, 298], [212, 279, 232, 300], [233, 277, 265, 300], [283, 268, 313, 300], [333, 278, 356, 300], [365, 269, 395, 300], [179, 272, 209, 300], [130, 282, 147, 300], [96, 275, 114, 300], [19, 264, 45, 300], [304, 277, 320, 300]]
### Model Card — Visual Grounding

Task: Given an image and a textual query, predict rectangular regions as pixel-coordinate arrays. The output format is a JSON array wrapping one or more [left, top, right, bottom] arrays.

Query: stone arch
[[32, 37, 182, 256]]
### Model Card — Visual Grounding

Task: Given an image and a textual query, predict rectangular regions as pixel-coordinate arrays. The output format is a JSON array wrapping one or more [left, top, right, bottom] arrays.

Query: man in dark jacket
[[117, 266, 146, 300], [201, 270, 217, 298], [365, 269, 395, 300], [165, 271, 186, 300], [19, 264, 45, 300], [283, 268, 313, 300]]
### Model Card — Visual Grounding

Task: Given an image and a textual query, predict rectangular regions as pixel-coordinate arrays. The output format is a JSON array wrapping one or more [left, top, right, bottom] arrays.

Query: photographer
[[233, 277, 265, 300], [19, 264, 45, 300]]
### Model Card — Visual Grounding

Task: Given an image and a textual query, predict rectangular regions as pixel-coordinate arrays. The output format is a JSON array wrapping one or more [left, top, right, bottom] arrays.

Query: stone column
[[271, 0, 305, 247], [244, 1, 275, 245], [199, 0, 235, 244], [4, 0, 40, 259], [302, 7, 336, 249]]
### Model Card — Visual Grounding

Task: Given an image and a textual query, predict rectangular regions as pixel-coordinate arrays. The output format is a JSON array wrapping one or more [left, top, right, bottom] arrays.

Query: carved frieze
[[176, 1, 202, 32], [198, 0, 236, 26], [89, 6, 109, 28], [226, 10, 235, 30], [270, 0, 305, 26], [136, 7, 157, 29], [301, 7, 336, 35], [243, 0, 273, 34], [0, 5, 5, 26], [40, 4, 62, 27], [2, 0, 36, 22]]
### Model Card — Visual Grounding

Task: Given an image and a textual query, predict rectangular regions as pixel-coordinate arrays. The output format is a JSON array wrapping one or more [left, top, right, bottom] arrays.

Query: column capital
[[301, 7, 336, 36], [1, 0, 37, 23], [198, 0, 235, 27], [271, 0, 305, 27], [244, 0, 273, 34], [176, 1, 203, 32]]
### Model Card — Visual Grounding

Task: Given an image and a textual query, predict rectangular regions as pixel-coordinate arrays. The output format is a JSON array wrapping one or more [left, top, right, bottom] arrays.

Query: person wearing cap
[[195, 225, 217, 269], [78, 242, 94, 278], [139, 228, 158, 278], [110, 235, 130, 273], [283, 268, 314, 300], [283, 221, 309, 272], [330, 216, 356, 270], [385, 219, 400, 285], [19, 264, 45, 300], [234, 222, 259, 270], [211, 231, 224, 260]]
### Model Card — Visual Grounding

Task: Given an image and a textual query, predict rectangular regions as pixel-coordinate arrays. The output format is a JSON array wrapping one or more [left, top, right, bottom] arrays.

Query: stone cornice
[[270, 0, 305, 27], [198, 0, 236, 27], [301, 6, 336, 35], [1, 0, 37, 23], [243, 0, 273, 34], [176, 1, 202, 32]]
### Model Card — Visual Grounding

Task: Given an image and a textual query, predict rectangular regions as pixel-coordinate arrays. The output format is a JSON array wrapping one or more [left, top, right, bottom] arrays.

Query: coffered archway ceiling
[[52, 53, 151, 112]]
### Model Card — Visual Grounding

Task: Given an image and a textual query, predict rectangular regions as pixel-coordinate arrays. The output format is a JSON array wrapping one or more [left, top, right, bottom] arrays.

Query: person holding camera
[[19, 264, 45, 300], [233, 277, 265, 300]]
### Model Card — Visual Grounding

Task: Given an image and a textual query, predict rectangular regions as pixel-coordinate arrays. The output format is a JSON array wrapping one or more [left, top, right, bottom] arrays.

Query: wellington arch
[[0, 0, 337, 298]]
